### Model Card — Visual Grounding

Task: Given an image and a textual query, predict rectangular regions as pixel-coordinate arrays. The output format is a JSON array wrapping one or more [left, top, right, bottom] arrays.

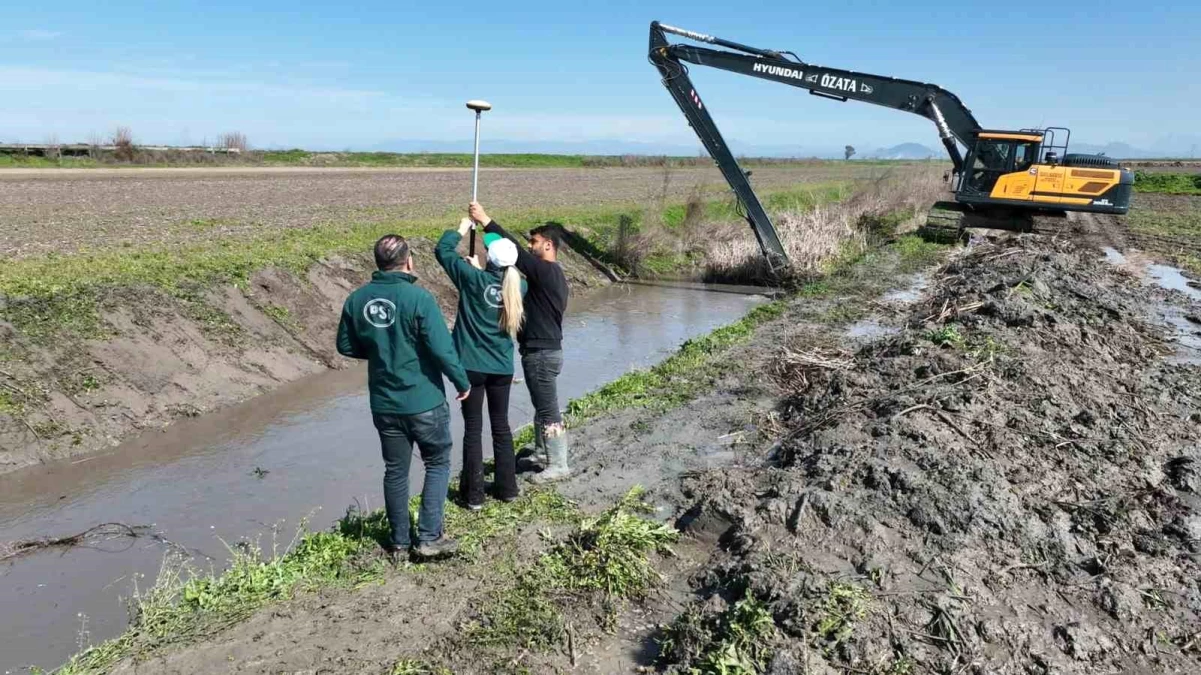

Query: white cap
[[487, 237, 519, 268]]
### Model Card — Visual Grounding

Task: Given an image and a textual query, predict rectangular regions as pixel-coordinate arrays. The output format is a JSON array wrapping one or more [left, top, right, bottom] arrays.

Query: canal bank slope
[[68, 231, 1201, 675]]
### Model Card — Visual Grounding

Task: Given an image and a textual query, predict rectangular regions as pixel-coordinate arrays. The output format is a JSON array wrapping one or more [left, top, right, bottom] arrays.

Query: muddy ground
[[97, 222, 1201, 675], [0, 236, 610, 475], [671, 237, 1200, 674]]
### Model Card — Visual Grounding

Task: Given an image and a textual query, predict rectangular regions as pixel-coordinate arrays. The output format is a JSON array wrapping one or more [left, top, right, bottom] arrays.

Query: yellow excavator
[[648, 22, 1134, 268]]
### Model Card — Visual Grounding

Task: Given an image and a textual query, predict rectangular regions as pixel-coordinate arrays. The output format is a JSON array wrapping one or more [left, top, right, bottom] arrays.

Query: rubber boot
[[519, 423, 548, 473], [530, 426, 570, 484], [535, 422, 550, 469]]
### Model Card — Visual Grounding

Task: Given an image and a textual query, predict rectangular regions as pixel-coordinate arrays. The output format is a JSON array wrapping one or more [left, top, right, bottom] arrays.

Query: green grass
[[0, 155, 98, 168], [893, 234, 947, 272], [444, 488, 578, 557], [186, 218, 235, 230], [390, 660, 453, 675], [1126, 209, 1201, 238], [814, 582, 871, 649], [467, 487, 676, 650], [657, 590, 777, 675], [58, 520, 386, 675], [0, 390, 23, 415], [261, 303, 297, 328], [656, 582, 871, 674], [925, 324, 964, 348], [56, 487, 575, 674], [467, 563, 568, 651], [1133, 171, 1201, 195], [659, 183, 848, 229], [540, 486, 677, 598], [1180, 255, 1201, 276]]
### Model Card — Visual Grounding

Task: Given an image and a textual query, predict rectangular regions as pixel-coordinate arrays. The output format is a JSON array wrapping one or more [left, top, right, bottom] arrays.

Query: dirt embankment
[[0, 238, 611, 475], [671, 238, 1201, 673]]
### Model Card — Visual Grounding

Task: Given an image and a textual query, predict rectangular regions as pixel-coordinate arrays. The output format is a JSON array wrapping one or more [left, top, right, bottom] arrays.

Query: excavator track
[[919, 201, 1072, 243]]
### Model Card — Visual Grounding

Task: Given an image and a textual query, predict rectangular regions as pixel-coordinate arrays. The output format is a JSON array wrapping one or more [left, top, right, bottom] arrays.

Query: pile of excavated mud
[[672, 238, 1201, 674]]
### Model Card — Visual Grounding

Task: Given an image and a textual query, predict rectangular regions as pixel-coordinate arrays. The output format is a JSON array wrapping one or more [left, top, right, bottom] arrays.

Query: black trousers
[[459, 370, 518, 505]]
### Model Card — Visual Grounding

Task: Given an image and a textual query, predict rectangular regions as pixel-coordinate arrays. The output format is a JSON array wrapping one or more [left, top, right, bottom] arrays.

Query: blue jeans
[[372, 402, 453, 549]]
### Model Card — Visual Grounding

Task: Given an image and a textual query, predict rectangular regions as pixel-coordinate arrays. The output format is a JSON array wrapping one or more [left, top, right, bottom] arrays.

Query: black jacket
[[483, 220, 568, 351]]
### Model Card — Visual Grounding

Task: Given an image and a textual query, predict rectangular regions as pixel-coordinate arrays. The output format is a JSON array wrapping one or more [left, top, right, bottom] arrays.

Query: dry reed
[[702, 167, 947, 284]]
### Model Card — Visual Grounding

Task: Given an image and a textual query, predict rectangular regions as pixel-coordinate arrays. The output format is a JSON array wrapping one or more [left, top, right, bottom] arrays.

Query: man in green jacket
[[337, 234, 471, 561]]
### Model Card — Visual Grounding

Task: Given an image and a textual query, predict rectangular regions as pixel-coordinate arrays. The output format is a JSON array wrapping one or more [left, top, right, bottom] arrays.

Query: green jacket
[[336, 270, 470, 415], [435, 230, 526, 375]]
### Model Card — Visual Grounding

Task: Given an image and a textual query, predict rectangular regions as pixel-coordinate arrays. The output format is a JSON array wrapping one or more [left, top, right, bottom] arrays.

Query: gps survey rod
[[466, 99, 492, 257]]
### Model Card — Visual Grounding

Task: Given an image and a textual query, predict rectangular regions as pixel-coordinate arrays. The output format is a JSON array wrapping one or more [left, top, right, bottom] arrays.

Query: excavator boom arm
[[649, 21, 984, 266], [666, 43, 979, 169], [649, 23, 790, 269]]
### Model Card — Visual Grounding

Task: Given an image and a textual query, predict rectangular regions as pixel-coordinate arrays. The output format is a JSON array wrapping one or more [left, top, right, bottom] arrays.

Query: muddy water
[[0, 283, 767, 673], [1100, 247, 1201, 360]]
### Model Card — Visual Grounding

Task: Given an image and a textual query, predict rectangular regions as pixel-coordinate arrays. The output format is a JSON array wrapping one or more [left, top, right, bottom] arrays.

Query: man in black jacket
[[469, 201, 571, 483]]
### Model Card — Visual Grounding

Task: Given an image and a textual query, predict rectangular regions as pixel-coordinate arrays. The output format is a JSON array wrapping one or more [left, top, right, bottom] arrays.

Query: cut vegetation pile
[[701, 168, 946, 284], [666, 238, 1201, 673]]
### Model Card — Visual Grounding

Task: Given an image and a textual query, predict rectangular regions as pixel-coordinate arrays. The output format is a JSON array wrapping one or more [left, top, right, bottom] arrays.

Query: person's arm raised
[[434, 219, 477, 288], [470, 201, 543, 279]]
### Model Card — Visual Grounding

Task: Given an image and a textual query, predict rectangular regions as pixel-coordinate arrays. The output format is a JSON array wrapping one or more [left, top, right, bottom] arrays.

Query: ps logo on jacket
[[364, 298, 397, 328], [484, 284, 503, 309]]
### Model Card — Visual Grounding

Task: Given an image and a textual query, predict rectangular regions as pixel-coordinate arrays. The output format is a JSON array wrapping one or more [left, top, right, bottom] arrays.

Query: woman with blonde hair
[[435, 218, 526, 508]]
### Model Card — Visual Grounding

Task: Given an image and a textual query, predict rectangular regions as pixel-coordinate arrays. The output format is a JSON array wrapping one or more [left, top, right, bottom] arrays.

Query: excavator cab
[[959, 132, 1042, 197]]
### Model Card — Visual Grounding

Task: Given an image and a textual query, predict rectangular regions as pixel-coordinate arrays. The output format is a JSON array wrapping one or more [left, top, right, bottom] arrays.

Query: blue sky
[[2, 1, 1198, 155]]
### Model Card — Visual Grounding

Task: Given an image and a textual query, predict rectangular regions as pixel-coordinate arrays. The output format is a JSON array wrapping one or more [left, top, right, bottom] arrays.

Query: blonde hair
[[499, 266, 525, 339]]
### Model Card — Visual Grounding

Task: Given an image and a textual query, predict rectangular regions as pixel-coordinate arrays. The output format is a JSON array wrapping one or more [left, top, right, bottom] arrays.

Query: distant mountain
[[868, 143, 942, 160]]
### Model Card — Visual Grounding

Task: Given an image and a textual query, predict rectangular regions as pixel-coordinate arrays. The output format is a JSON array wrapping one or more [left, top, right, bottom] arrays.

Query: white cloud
[[18, 29, 63, 41]]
